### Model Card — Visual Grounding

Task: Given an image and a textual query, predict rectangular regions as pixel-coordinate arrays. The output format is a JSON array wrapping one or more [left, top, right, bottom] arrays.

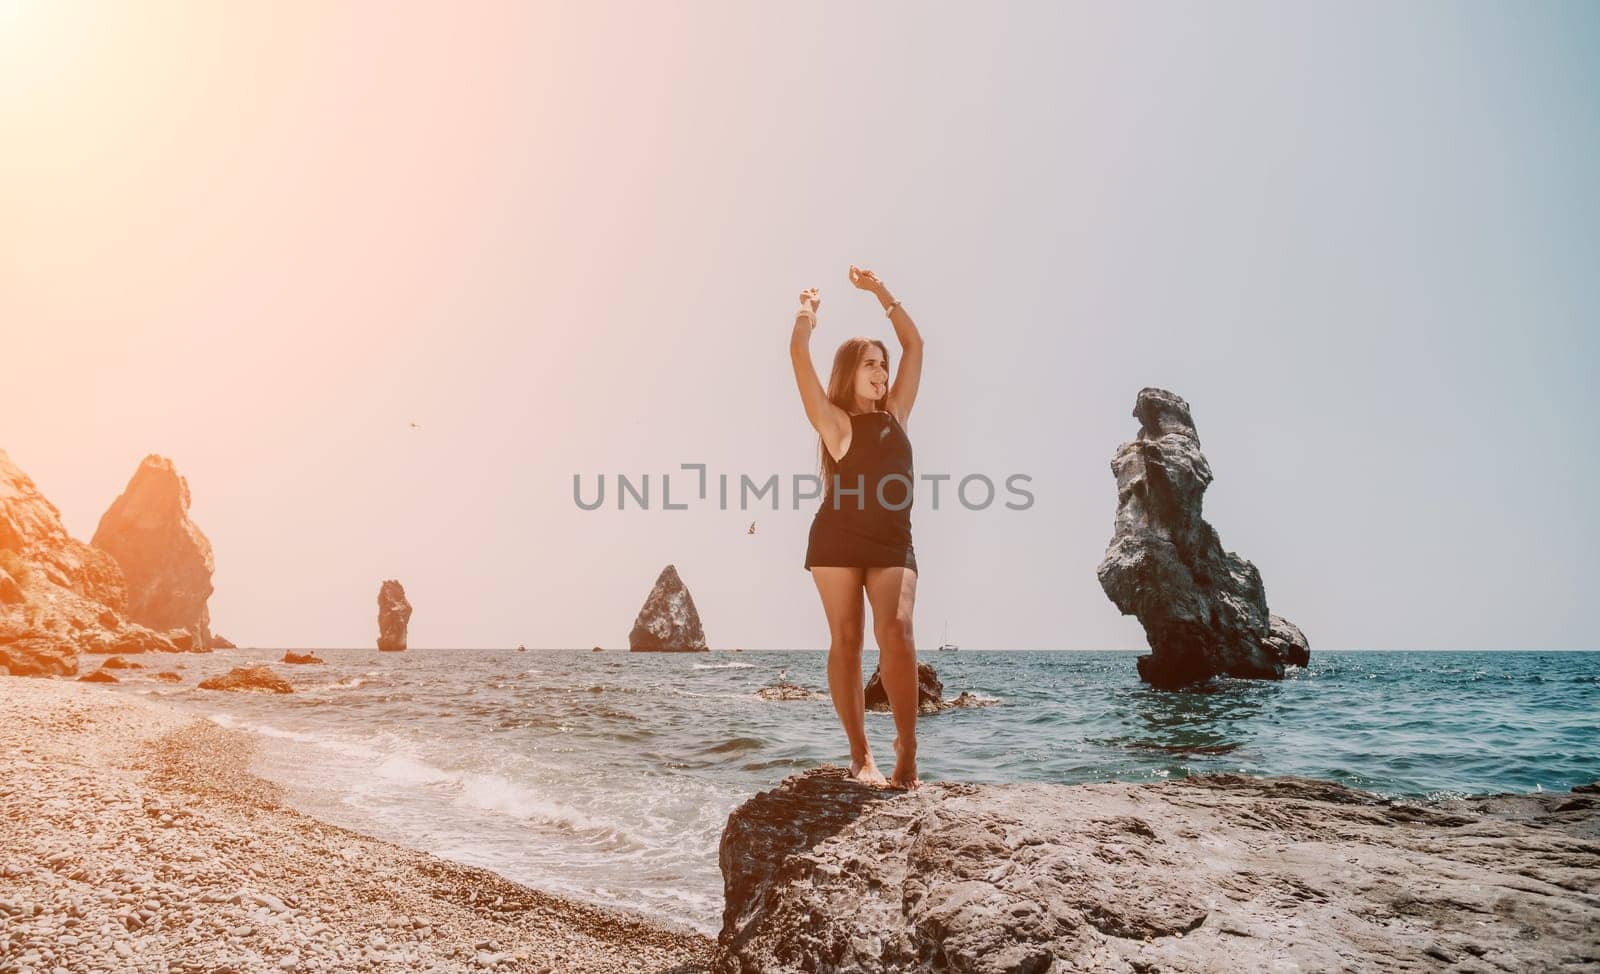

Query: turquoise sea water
[[125, 649, 1599, 934]]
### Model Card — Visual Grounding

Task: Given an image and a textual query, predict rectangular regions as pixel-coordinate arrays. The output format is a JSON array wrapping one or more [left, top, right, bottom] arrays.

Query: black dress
[[804, 409, 917, 574]]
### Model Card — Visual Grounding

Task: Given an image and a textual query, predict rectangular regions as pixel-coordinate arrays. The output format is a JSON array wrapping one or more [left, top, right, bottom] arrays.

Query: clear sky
[[3, 2, 1595, 650]]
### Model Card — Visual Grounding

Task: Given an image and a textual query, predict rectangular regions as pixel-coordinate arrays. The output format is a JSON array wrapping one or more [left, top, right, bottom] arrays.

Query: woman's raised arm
[[851, 266, 923, 425], [789, 288, 849, 458]]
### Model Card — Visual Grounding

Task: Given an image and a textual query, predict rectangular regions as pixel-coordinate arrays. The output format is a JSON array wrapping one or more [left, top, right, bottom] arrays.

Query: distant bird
[[748, 521, 757, 535], [778, 668, 788, 683], [409, 421, 422, 430]]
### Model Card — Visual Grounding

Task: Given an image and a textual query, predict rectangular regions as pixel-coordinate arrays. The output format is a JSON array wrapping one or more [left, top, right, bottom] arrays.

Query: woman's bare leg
[[810, 566, 886, 785], [866, 566, 920, 789]]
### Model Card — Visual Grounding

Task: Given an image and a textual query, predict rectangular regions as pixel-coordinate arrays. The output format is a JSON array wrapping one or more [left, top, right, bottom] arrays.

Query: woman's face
[[854, 346, 888, 406]]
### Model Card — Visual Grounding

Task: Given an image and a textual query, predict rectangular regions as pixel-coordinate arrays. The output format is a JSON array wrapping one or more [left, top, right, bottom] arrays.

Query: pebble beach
[[0, 679, 713, 974]]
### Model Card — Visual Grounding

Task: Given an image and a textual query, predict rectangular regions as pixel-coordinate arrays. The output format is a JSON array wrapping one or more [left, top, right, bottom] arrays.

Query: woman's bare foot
[[889, 735, 920, 790], [850, 753, 889, 787]]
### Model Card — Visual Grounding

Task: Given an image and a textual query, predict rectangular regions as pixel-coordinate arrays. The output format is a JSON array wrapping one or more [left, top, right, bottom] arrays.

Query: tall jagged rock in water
[[91, 455, 215, 650], [629, 564, 708, 652], [377, 579, 412, 652], [1096, 389, 1310, 688]]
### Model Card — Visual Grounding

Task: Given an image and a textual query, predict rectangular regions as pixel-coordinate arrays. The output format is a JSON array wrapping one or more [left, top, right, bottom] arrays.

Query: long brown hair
[[818, 337, 891, 499]]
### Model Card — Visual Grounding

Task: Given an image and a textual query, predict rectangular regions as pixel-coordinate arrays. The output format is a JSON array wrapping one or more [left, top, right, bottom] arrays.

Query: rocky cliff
[[91, 455, 215, 650], [1, 450, 128, 675], [1, 451, 214, 676], [629, 564, 708, 652], [377, 579, 412, 652], [713, 768, 1599, 973], [1, 451, 127, 616], [1097, 389, 1310, 688]]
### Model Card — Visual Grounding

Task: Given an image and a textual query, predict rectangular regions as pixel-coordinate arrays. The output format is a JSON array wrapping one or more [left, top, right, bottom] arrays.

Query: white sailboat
[[937, 619, 958, 652]]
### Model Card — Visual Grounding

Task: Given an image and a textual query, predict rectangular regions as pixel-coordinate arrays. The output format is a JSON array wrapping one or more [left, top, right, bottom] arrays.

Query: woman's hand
[[795, 288, 820, 331], [849, 265, 887, 296]]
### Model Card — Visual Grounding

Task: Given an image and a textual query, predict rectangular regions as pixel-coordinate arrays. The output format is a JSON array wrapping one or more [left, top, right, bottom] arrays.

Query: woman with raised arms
[[788, 265, 924, 790]]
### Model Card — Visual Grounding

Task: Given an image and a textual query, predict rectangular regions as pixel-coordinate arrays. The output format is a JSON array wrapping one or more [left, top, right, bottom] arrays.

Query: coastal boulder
[[90, 455, 215, 651], [161, 627, 210, 653], [863, 662, 944, 714], [0, 630, 80, 677], [377, 579, 412, 651], [209, 631, 238, 649], [628, 564, 708, 652], [712, 768, 1600, 973], [863, 662, 992, 714], [282, 651, 324, 664], [78, 668, 118, 683], [198, 665, 292, 694], [81, 622, 181, 656], [1096, 388, 1311, 688], [1261, 613, 1311, 667]]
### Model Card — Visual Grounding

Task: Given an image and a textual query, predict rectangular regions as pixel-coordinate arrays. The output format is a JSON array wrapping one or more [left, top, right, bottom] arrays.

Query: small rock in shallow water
[[197, 666, 292, 694], [754, 683, 826, 702]]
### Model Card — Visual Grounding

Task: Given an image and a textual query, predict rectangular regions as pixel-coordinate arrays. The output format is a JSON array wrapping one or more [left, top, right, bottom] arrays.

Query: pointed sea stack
[[91, 455, 215, 651], [1096, 388, 1311, 688], [629, 564, 708, 652], [377, 579, 411, 652]]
